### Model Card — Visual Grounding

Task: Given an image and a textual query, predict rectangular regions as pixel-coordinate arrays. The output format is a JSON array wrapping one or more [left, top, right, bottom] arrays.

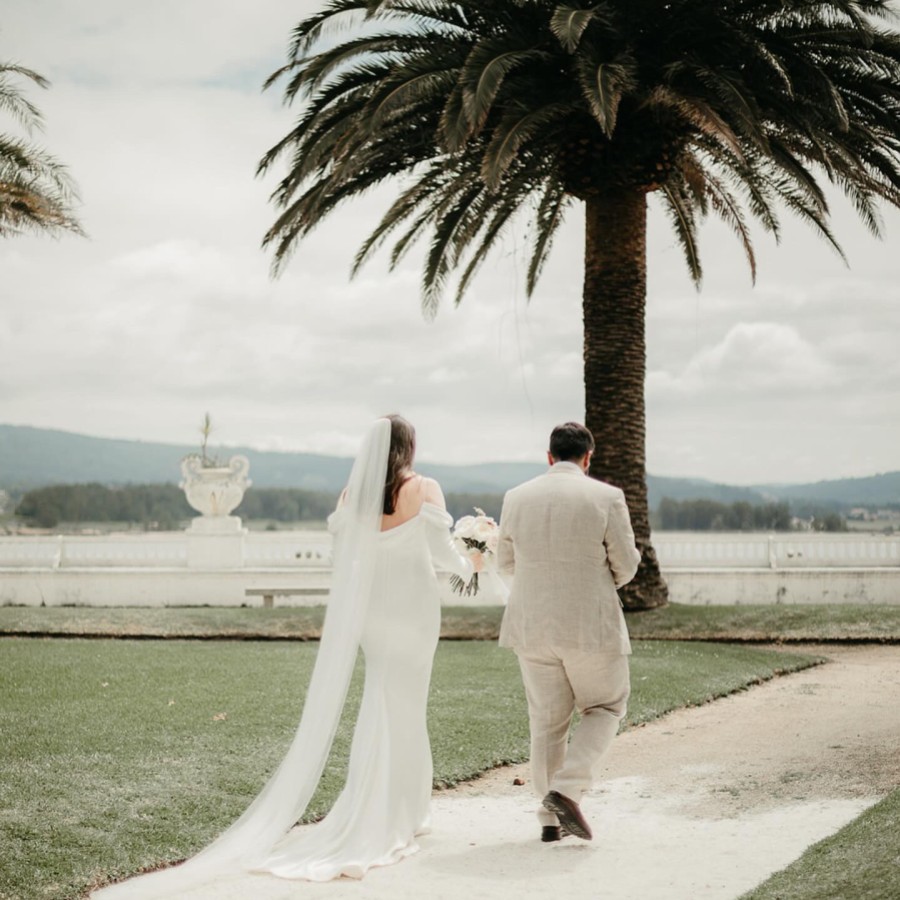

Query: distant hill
[[647, 474, 899, 510], [1, 424, 897, 508], [0, 424, 543, 494], [755, 473, 900, 507], [645, 476, 767, 508]]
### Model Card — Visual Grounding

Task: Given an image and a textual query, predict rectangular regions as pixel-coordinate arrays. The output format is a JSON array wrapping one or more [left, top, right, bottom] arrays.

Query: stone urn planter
[[180, 454, 251, 534]]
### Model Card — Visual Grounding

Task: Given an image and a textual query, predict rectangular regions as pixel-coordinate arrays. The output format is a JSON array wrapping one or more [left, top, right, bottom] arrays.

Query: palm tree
[[260, 0, 900, 609], [1, 62, 82, 238]]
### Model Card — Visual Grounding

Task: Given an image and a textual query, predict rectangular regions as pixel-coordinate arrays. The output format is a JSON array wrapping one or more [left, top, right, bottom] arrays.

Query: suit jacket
[[497, 461, 640, 655]]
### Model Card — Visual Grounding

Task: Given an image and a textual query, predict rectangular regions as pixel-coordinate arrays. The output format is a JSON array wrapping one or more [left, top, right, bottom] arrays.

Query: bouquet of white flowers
[[449, 507, 499, 597]]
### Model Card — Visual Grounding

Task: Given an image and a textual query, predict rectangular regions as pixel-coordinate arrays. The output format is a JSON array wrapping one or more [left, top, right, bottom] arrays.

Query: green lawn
[[0, 638, 818, 900], [626, 602, 900, 643], [2, 602, 900, 642], [740, 788, 900, 900]]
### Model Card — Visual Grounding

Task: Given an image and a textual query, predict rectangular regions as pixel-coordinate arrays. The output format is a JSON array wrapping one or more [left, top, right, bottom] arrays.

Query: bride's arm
[[326, 488, 348, 533], [422, 477, 447, 510], [420, 479, 478, 578]]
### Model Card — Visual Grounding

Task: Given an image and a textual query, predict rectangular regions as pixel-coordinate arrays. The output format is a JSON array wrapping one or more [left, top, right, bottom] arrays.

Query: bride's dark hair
[[383, 414, 416, 515]]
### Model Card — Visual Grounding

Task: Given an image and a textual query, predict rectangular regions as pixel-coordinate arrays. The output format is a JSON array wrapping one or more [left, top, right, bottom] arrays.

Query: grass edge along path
[[1, 602, 900, 642], [739, 787, 900, 900], [0, 639, 819, 900]]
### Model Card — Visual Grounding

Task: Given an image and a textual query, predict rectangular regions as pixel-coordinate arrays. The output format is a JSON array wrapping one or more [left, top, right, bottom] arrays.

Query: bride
[[94, 415, 481, 896]]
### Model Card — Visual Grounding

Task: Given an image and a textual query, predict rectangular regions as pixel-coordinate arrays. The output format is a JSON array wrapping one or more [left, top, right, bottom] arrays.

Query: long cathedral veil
[[94, 418, 391, 898]]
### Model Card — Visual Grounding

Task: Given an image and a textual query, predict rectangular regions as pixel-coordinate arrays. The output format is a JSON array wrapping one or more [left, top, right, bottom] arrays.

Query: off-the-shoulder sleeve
[[326, 505, 344, 534], [420, 502, 474, 579]]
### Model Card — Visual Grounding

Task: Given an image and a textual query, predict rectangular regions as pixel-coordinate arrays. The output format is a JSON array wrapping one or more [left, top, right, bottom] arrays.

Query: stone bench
[[245, 587, 329, 608]]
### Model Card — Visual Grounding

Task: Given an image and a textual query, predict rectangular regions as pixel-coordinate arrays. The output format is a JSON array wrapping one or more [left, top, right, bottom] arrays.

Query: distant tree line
[[237, 488, 338, 523], [655, 498, 793, 531], [13, 484, 850, 532], [13, 484, 342, 529], [12, 484, 506, 529], [15, 484, 191, 529], [653, 498, 847, 531]]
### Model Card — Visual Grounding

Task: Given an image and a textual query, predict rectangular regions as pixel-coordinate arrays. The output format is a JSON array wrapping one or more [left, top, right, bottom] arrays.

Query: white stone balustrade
[[61, 535, 188, 567], [0, 537, 65, 568], [772, 535, 900, 567], [654, 532, 900, 569], [654, 535, 773, 568], [244, 533, 333, 567], [0, 532, 337, 570], [1, 531, 898, 607], [651, 532, 900, 606]]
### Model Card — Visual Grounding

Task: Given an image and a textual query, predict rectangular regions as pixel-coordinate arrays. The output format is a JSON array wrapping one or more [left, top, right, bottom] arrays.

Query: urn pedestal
[[180, 455, 251, 569]]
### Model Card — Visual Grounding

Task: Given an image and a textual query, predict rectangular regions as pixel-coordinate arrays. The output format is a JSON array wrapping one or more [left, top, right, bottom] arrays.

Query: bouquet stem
[[449, 572, 480, 597]]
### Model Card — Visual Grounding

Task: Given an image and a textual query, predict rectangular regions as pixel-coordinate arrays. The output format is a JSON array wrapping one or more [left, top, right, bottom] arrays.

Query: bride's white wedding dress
[[92, 420, 473, 897], [259, 501, 473, 881]]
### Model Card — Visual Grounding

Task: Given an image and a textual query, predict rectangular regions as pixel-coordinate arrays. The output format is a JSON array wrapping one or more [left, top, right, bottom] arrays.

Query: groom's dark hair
[[549, 422, 595, 462]]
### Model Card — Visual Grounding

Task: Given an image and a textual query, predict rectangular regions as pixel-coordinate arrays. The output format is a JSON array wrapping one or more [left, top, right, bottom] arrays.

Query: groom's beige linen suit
[[497, 461, 640, 826]]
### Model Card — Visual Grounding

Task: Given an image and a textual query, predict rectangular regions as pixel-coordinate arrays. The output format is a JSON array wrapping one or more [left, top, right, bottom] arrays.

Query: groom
[[497, 422, 640, 842]]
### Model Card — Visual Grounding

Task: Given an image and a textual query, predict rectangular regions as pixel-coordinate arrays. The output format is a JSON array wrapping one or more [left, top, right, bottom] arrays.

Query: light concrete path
[[109, 644, 900, 900]]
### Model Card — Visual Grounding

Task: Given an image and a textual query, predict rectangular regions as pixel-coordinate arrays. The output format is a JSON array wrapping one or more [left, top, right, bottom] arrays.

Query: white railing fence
[[1, 530, 898, 608], [244, 532, 332, 567], [653, 532, 900, 569], [1, 531, 897, 572], [0, 532, 333, 569]]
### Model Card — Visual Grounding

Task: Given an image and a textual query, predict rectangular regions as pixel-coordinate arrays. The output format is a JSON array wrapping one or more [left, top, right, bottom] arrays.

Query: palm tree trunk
[[582, 187, 668, 610]]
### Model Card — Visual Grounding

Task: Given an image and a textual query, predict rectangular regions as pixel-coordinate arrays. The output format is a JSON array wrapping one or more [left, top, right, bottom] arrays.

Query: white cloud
[[649, 322, 839, 398]]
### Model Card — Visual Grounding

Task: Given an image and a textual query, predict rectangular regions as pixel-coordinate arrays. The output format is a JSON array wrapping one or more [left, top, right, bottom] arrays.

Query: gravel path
[[100, 644, 900, 900]]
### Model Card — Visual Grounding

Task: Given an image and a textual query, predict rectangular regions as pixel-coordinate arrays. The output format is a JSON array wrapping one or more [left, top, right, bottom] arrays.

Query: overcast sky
[[2, 2, 898, 486]]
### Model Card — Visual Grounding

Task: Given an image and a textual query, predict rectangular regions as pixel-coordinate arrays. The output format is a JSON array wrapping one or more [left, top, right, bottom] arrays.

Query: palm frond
[[366, 65, 457, 130], [660, 181, 702, 286], [461, 45, 550, 131], [453, 187, 531, 305], [645, 86, 744, 160], [438, 82, 472, 152], [549, 6, 609, 54], [481, 103, 570, 189], [575, 56, 633, 137], [0, 128, 83, 238], [421, 185, 484, 316], [282, 0, 374, 65], [526, 179, 569, 296], [0, 65, 48, 132], [352, 178, 437, 275], [386, 174, 475, 271], [676, 60, 771, 152], [0, 63, 49, 87], [280, 31, 440, 100], [691, 157, 758, 282], [841, 177, 884, 236]]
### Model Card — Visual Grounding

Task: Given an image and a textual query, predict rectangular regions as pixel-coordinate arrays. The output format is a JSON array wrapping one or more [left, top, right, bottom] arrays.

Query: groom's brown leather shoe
[[542, 791, 592, 840], [541, 825, 562, 842]]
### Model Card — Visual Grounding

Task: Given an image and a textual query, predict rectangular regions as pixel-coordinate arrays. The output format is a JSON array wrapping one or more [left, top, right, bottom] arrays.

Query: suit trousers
[[516, 647, 630, 826]]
